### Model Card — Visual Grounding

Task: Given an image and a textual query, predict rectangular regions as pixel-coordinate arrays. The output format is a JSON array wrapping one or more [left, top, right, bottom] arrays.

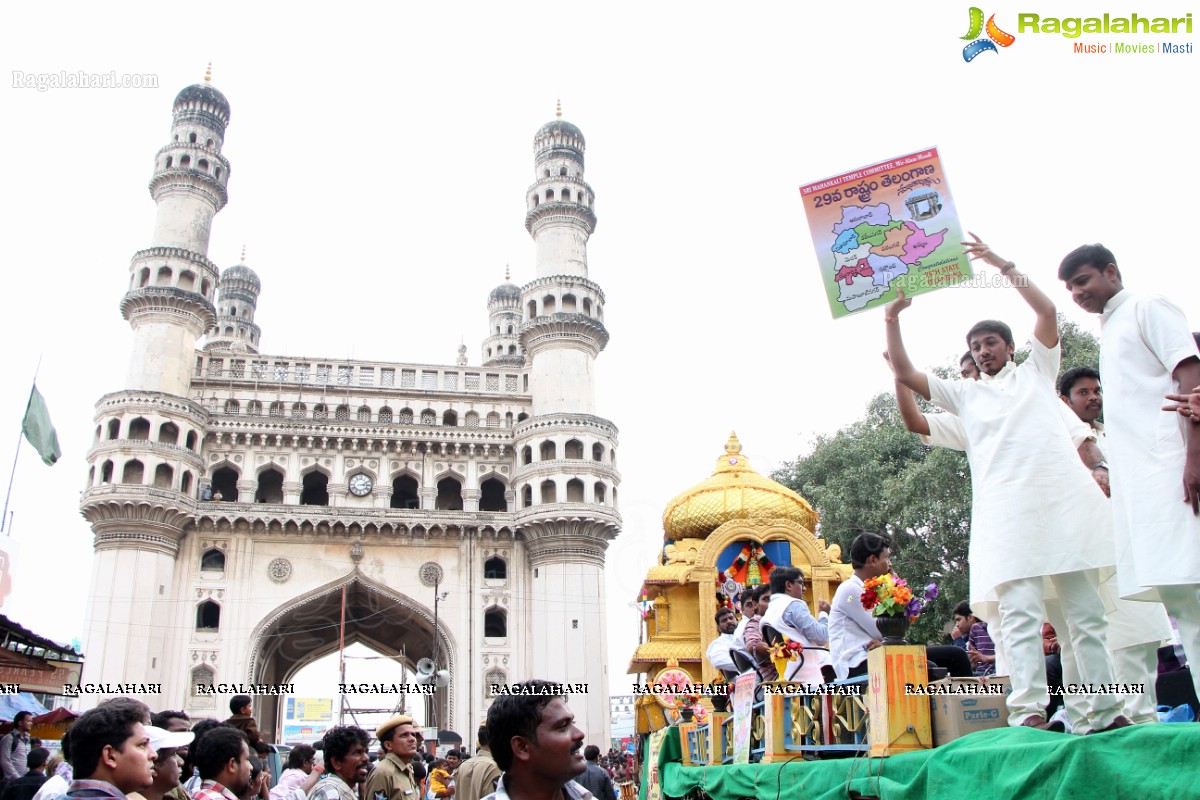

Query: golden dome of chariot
[[662, 432, 818, 540]]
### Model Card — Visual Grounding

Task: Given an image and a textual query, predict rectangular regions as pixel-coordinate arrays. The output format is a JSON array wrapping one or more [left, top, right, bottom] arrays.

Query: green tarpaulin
[[652, 724, 1199, 799]]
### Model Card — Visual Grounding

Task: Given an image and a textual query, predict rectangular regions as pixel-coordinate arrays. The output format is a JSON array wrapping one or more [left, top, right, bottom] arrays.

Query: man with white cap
[[139, 726, 195, 800], [363, 717, 418, 800]]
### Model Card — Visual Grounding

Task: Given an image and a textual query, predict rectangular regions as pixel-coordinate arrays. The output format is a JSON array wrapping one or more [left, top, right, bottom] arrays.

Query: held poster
[[800, 148, 972, 319], [731, 671, 757, 764]]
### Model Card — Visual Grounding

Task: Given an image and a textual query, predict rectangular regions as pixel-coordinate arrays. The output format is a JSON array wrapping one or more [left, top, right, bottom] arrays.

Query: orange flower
[[893, 586, 912, 604]]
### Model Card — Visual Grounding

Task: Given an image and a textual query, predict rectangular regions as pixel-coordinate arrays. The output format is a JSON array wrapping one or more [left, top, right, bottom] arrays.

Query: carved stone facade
[[78, 81, 619, 742]]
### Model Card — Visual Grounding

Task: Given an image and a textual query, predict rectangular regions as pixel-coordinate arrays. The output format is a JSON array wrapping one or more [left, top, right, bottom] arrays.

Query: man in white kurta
[[898, 372, 1170, 725], [1058, 367, 1174, 724], [885, 243, 1125, 731], [1060, 244, 1200, 701], [828, 534, 891, 680]]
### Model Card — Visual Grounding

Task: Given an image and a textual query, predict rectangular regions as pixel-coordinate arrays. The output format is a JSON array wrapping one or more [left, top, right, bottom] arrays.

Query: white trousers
[[1159, 584, 1200, 702], [995, 570, 1123, 729], [1059, 640, 1160, 729]]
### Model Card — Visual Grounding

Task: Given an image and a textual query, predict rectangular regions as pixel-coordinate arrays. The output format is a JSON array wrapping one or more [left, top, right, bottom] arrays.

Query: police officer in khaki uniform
[[364, 716, 419, 800]]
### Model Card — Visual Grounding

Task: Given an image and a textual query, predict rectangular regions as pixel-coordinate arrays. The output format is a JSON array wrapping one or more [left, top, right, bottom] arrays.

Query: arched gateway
[[247, 571, 455, 739]]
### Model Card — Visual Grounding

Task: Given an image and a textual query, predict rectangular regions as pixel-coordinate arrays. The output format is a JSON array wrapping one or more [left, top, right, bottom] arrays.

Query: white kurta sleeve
[[1056, 401, 1096, 449], [927, 371, 966, 415], [920, 413, 967, 451], [1026, 336, 1062, 382], [1135, 296, 1200, 374]]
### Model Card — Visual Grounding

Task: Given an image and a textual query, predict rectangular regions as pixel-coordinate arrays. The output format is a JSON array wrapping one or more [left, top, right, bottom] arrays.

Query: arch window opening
[[190, 666, 214, 697], [122, 459, 144, 485], [181, 470, 193, 495], [379, 407, 394, 424], [443, 410, 458, 427], [107, 419, 121, 439], [128, 417, 151, 440], [195, 600, 220, 630], [484, 556, 507, 580], [256, 468, 284, 503], [435, 477, 463, 511], [357, 406, 372, 423], [522, 485, 533, 507], [592, 442, 604, 462], [420, 409, 436, 425], [479, 478, 507, 512], [542, 295, 557, 314], [566, 478, 585, 503], [540, 479, 556, 504], [301, 472, 330, 506], [565, 439, 584, 459], [484, 608, 508, 638], [540, 441, 556, 461], [390, 475, 420, 509], [154, 463, 174, 489], [522, 446, 533, 466], [200, 548, 226, 571], [210, 466, 239, 501], [185, 431, 197, 450], [594, 482, 606, 504], [100, 460, 113, 483]]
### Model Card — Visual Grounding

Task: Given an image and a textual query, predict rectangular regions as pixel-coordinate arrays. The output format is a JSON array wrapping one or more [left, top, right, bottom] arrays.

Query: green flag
[[22, 385, 61, 466]]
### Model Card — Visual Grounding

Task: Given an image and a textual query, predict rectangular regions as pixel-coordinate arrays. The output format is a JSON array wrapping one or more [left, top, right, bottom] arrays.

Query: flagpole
[[2, 357, 43, 535]]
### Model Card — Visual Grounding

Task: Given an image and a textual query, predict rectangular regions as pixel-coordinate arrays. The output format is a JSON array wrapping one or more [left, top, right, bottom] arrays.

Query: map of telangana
[[800, 148, 972, 319]]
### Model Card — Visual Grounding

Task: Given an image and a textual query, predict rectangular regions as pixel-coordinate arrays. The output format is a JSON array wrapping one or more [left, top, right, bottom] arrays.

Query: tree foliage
[[772, 314, 1100, 644]]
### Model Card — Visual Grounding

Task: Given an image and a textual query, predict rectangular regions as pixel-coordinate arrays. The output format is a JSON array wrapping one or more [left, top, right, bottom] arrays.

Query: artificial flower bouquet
[[861, 573, 938, 621]]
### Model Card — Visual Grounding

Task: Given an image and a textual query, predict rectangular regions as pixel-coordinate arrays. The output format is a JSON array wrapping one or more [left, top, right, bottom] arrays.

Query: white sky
[[1, 1, 1197, 724]]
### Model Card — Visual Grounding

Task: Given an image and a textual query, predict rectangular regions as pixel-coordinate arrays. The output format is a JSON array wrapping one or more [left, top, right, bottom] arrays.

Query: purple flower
[[905, 598, 922, 617], [925, 583, 939, 601]]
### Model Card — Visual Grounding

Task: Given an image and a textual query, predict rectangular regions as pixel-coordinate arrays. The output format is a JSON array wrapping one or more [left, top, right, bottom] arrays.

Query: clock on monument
[[348, 473, 373, 496]]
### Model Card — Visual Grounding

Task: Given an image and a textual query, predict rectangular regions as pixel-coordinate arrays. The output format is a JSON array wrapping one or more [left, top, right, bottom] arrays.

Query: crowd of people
[[706, 238, 1200, 734], [0, 682, 630, 800]]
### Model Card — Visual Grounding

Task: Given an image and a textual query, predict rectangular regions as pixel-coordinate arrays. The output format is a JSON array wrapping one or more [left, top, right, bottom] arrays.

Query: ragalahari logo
[[961, 7, 1016, 61]]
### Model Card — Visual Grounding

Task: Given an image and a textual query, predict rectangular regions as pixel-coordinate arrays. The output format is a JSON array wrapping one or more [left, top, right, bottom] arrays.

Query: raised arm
[[884, 353, 932, 435], [962, 233, 1058, 348], [884, 291, 931, 400]]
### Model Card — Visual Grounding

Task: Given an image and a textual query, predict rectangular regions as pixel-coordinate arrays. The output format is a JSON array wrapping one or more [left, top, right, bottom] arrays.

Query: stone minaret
[[78, 70, 232, 707], [205, 248, 262, 354], [482, 266, 525, 367], [513, 104, 620, 742]]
